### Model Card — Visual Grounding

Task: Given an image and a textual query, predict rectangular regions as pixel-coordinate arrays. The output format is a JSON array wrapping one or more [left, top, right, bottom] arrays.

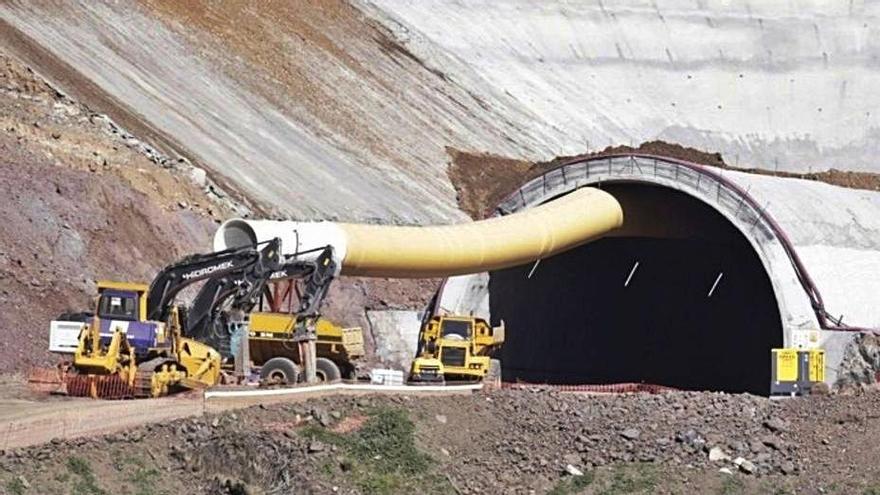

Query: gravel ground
[[3, 388, 880, 494]]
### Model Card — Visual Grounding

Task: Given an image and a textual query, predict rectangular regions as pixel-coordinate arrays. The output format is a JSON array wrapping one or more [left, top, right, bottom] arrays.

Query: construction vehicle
[[247, 313, 364, 384], [179, 244, 315, 358], [184, 244, 363, 385], [409, 315, 504, 383], [245, 246, 363, 384], [62, 239, 281, 398]]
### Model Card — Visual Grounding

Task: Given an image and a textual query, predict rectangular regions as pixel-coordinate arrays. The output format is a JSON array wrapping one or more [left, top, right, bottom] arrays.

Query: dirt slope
[[0, 0, 563, 222], [0, 54, 223, 372], [0, 52, 435, 373]]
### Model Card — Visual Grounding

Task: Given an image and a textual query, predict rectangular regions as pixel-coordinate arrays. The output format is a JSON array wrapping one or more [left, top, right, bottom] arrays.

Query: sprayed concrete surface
[[0, 1, 455, 222], [0, 0, 557, 223], [368, 0, 880, 174], [3, 1, 879, 225]]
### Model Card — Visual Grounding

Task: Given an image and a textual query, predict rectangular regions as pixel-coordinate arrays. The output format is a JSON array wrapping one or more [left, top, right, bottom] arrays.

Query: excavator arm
[[291, 246, 336, 318], [183, 245, 333, 358], [284, 246, 337, 383], [146, 238, 282, 323], [185, 246, 285, 336], [183, 241, 292, 355]]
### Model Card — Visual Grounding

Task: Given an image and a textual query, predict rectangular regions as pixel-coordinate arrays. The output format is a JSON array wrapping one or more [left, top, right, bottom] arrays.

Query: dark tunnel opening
[[489, 183, 783, 395]]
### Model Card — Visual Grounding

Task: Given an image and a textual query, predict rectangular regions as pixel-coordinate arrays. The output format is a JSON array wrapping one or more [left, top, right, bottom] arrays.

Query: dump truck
[[246, 312, 364, 384], [409, 315, 504, 383], [59, 239, 281, 398]]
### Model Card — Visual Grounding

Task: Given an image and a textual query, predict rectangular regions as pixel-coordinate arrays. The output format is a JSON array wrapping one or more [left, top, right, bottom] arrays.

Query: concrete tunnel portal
[[437, 155, 808, 395], [489, 183, 782, 395]]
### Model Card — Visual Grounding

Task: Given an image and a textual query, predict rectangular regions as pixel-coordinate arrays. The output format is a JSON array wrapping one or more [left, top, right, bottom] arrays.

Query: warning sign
[[774, 349, 798, 382]]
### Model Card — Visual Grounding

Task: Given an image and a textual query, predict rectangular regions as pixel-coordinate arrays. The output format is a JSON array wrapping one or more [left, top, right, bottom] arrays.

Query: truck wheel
[[340, 363, 357, 380], [315, 357, 342, 383], [260, 357, 300, 385]]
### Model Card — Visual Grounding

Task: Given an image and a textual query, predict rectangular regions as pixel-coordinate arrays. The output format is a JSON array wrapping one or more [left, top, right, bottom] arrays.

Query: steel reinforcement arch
[[476, 153, 873, 333]]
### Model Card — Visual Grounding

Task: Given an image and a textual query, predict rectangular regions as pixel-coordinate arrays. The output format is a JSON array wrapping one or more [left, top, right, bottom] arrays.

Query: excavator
[[180, 245, 323, 357], [183, 245, 355, 385], [64, 238, 281, 398]]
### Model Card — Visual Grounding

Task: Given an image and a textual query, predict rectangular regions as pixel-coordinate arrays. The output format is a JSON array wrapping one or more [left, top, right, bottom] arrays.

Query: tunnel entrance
[[489, 183, 782, 394]]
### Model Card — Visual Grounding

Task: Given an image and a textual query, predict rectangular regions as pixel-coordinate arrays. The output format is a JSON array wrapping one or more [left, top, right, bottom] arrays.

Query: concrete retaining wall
[[368, 0, 880, 174]]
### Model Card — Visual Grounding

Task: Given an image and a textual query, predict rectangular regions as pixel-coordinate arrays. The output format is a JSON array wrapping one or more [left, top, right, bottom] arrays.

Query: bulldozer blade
[[65, 374, 134, 399]]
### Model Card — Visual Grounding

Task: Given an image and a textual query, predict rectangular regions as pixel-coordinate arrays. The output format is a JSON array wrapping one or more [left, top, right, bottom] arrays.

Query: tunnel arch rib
[[436, 154, 851, 379], [494, 154, 842, 334]]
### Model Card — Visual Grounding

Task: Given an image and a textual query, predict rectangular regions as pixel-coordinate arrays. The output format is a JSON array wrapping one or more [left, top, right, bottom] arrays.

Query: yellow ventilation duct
[[214, 187, 623, 278]]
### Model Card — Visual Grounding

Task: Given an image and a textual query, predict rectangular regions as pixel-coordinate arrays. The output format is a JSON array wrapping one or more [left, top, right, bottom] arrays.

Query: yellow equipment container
[[771, 348, 826, 396], [807, 349, 826, 383]]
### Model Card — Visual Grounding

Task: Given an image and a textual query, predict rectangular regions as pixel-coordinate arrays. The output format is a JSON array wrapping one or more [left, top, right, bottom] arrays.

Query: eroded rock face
[[836, 333, 880, 391], [0, 54, 224, 372], [365, 309, 423, 370]]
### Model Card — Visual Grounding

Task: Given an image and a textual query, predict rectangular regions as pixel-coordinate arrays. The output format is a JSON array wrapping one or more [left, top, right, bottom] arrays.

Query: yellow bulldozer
[[61, 239, 281, 398], [68, 281, 222, 398], [409, 315, 504, 384]]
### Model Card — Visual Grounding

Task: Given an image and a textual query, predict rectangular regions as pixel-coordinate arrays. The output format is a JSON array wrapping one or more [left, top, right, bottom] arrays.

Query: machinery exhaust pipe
[[214, 187, 623, 278]]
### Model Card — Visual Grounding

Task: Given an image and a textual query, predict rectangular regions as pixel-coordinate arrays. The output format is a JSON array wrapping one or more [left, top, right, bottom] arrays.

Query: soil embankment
[[4, 388, 880, 494]]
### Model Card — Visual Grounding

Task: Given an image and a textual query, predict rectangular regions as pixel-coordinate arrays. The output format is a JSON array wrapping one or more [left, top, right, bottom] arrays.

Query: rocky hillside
[[0, 53, 435, 373], [0, 54, 224, 372]]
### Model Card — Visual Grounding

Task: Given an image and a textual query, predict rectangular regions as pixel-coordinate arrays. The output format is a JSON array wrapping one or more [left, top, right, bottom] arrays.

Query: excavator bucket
[[65, 374, 134, 399]]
